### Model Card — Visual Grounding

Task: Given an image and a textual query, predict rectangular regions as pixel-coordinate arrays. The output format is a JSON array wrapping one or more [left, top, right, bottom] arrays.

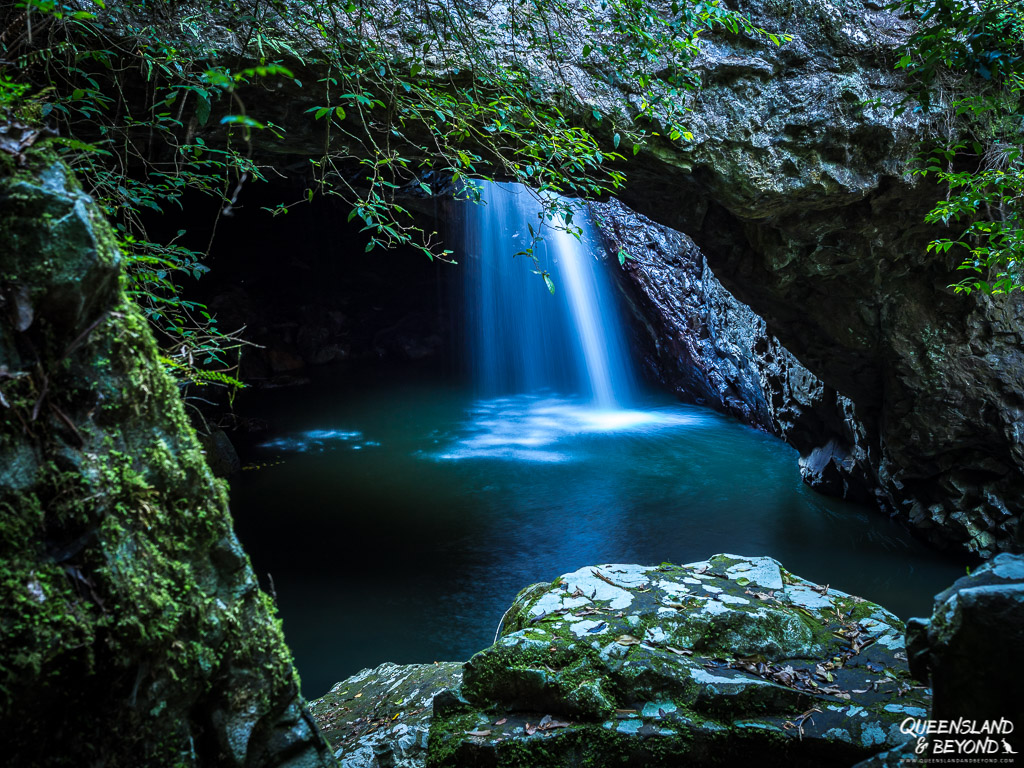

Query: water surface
[[231, 368, 966, 699]]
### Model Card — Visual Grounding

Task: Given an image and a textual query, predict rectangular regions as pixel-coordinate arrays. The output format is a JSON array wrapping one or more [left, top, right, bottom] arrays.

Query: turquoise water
[[230, 368, 967, 699]]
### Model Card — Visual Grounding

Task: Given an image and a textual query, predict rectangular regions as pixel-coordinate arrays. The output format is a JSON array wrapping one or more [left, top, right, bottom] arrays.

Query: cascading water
[[462, 181, 634, 408], [439, 180, 695, 462]]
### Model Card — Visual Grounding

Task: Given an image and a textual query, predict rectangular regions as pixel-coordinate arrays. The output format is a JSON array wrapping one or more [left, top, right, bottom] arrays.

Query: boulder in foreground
[[428, 554, 925, 767]]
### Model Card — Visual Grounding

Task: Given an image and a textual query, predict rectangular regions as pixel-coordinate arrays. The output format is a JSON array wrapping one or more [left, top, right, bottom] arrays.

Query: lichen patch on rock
[[428, 554, 926, 767]]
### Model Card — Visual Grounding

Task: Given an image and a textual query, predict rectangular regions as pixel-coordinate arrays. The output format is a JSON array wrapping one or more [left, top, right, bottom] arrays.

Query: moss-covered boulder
[[311, 662, 462, 768], [428, 554, 927, 767], [0, 150, 333, 766]]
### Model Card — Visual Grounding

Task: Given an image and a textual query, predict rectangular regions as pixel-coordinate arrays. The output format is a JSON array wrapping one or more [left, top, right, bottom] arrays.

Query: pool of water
[[230, 367, 966, 699]]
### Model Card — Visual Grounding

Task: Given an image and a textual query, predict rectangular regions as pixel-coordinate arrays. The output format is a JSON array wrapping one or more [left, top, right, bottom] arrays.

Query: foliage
[[894, 0, 1024, 295], [1, 1, 268, 393], [2, 0, 784, 325]]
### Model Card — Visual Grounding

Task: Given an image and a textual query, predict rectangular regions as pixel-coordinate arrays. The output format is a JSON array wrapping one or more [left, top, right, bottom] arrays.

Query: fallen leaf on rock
[[616, 634, 641, 646], [663, 601, 691, 610], [666, 646, 693, 656], [494, 718, 507, 725], [466, 730, 492, 737], [524, 723, 537, 735], [814, 664, 835, 683], [538, 715, 571, 730], [591, 569, 628, 589]]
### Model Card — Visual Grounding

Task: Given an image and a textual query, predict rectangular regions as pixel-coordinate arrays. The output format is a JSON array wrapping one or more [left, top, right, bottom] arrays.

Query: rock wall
[[590, 198, 876, 501], [603, 0, 1024, 556], [0, 145, 333, 766]]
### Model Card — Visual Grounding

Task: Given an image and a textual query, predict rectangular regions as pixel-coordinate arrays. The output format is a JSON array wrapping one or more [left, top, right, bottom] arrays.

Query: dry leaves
[[783, 707, 823, 740], [522, 715, 573, 735], [662, 600, 693, 610]]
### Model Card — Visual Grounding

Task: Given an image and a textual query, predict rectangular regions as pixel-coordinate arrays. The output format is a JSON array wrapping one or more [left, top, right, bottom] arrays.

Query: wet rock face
[[590, 199, 875, 501], [310, 662, 463, 768], [906, 554, 1024, 728], [0, 156, 332, 767], [606, 0, 1024, 556], [427, 554, 926, 767]]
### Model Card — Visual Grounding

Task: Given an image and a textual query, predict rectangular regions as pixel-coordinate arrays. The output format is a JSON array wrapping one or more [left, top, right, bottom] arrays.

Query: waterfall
[[462, 181, 634, 408]]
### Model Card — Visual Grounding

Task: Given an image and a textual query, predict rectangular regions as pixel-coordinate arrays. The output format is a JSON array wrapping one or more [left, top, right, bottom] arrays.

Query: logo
[[898, 718, 1018, 763]]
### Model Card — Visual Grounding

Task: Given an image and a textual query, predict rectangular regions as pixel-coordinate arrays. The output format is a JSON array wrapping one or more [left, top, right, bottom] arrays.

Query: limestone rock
[[428, 554, 927, 767], [588, 0, 1024, 555], [610, 0, 1024, 555], [311, 661, 462, 768]]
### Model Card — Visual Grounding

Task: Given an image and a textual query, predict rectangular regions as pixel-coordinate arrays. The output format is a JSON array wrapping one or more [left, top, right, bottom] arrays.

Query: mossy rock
[[0, 152, 333, 767], [428, 554, 928, 767]]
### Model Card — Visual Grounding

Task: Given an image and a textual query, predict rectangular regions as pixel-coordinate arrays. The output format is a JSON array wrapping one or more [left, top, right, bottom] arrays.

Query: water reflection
[[435, 393, 711, 462]]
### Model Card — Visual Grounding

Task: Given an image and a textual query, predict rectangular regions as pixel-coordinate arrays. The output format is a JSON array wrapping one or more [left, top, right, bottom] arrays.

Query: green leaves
[[892, 0, 1024, 295], [194, 89, 211, 126], [219, 114, 265, 129]]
